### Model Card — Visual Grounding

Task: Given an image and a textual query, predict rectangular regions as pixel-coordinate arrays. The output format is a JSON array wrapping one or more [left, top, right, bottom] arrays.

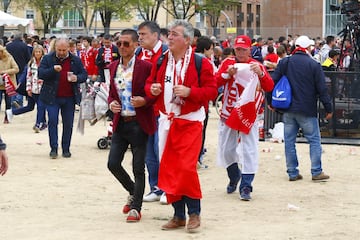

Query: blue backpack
[[271, 57, 292, 109]]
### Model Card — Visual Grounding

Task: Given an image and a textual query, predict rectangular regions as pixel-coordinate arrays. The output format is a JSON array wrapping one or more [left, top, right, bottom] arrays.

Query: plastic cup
[[67, 72, 73, 81]]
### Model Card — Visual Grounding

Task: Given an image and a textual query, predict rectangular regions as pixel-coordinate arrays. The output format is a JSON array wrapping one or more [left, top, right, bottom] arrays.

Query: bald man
[[39, 39, 88, 159]]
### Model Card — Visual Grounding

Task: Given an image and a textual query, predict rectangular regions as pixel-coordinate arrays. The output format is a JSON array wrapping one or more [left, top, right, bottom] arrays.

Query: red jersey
[[81, 47, 98, 76]]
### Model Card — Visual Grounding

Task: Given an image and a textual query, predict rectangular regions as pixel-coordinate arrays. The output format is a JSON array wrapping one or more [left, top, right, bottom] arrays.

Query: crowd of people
[[1, 23, 339, 233]]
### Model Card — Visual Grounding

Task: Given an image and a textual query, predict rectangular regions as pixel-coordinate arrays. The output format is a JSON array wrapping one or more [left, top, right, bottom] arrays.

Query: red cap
[[234, 35, 251, 49]]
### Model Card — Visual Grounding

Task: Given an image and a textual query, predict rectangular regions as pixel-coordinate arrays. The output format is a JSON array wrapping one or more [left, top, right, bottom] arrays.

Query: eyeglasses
[[117, 41, 130, 48]]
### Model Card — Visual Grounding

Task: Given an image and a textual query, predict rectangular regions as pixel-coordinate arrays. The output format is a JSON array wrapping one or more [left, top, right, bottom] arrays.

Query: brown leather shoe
[[161, 216, 186, 230], [312, 172, 330, 181], [289, 174, 303, 181], [187, 214, 201, 233]]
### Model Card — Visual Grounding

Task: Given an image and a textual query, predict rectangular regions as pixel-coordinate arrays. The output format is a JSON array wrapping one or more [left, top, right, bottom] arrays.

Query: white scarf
[[164, 46, 192, 115]]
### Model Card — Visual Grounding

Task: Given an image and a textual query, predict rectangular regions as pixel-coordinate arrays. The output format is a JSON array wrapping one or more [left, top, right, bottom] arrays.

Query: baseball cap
[[234, 35, 251, 49], [295, 35, 315, 48]]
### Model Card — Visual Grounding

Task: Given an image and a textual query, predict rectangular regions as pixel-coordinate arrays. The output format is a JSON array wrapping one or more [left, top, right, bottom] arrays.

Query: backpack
[[271, 57, 292, 109]]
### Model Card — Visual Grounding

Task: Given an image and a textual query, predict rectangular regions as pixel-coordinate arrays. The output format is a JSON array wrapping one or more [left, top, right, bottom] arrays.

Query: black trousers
[[107, 120, 148, 212]]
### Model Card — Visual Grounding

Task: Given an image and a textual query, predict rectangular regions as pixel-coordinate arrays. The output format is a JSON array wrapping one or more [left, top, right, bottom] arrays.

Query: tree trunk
[[44, 24, 50, 35]]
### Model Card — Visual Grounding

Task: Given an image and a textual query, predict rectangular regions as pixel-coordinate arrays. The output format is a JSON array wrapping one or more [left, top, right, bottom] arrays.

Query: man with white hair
[[146, 19, 217, 233], [271, 35, 333, 182]]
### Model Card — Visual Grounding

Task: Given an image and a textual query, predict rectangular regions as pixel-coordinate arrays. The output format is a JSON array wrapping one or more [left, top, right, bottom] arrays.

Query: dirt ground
[[1, 105, 360, 240]]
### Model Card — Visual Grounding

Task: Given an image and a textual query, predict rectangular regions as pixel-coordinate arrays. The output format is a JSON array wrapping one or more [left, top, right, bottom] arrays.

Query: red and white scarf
[[3, 73, 17, 96], [103, 47, 113, 63], [163, 46, 192, 116]]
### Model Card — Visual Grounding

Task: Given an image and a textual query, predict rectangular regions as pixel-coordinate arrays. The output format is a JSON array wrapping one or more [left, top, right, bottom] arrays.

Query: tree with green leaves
[[198, 0, 238, 36], [162, 0, 197, 20], [73, 0, 93, 35], [94, 0, 132, 34], [135, 0, 164, 21], [29, 0, 72, 35]]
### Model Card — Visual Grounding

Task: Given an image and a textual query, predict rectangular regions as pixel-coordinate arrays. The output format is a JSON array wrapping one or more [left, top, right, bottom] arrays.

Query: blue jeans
[[227, 162, 241, 184], [11, 95, 46, 126], [33, 95, 47, 126], [172, 196, 201, 220], [46, 97, 75, 152], [283, 112, 323, 178], [145, 117, 161, 193], [239, 174, 255, 192], [227, 163, 255, 192], [12, 96, 35, 114], [11, 94, 24, 108], [107, 120, 148, 212]]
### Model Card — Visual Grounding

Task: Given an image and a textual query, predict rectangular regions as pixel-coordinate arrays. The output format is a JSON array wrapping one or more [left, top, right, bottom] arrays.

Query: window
[[247, 3, 252, 28], [325, 0, 345, 36], [256, 4, 260, 35], [26, 10, 34, 19], [63, 10, 84, 28]]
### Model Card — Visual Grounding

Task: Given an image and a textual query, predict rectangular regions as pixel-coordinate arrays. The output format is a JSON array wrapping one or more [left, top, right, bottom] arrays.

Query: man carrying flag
[[216, 35, 273, 201]]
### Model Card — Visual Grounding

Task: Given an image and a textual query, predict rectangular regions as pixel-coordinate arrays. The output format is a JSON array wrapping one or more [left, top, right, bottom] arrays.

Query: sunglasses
[[117, 41, 130, 48]]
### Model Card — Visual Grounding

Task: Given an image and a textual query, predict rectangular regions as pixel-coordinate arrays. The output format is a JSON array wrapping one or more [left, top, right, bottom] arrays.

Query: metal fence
[[264, 71, 360, 144]]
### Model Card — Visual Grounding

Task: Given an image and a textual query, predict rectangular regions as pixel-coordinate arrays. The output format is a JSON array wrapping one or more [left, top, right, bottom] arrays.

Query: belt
[[122, 116, 137, 122]]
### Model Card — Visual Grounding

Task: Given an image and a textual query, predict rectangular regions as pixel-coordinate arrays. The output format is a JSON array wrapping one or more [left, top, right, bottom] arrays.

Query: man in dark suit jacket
[[6, 32, 31, 107], [107, 29, 156, 223]]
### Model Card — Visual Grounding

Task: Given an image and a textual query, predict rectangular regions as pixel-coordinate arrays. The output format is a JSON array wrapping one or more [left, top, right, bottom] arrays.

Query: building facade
[[3, 0, 347, 41], [260, 0, 346, 40]]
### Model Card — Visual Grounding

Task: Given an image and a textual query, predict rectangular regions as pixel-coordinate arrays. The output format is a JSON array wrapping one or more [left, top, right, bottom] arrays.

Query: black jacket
[[95, 45, 119, 82], [272, 52, 332, 117], [6, 39, 31, 75]]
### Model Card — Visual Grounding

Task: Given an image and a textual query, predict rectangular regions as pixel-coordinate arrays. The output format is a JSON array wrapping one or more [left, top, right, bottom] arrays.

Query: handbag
[[80, 81, 96, 120], [81, 98, 95, 120]]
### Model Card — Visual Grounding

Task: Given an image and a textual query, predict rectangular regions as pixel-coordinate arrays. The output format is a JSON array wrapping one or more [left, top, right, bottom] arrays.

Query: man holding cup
[[39, 38, 87, 159]]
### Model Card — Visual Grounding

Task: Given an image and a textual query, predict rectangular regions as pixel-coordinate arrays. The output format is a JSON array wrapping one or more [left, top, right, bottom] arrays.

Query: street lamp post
[[220, 10, 232, 28]]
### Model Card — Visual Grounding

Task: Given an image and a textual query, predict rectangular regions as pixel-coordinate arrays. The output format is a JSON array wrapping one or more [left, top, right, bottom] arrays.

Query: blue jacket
[[38, 52, 88, 105], [272, 52, 332, 117]]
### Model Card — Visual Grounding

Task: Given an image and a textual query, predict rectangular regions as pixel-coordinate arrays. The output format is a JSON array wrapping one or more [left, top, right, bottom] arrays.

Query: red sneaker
[[126, 209, 141, 222], [122, 195, 133, 214], [122, 204, 131, 214]]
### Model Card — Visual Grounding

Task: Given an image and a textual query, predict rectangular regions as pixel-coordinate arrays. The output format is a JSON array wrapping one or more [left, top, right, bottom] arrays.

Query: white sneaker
[[160, 192, 168, 205], [6, 109, 13, 123], [143, 192, 161, 202]]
